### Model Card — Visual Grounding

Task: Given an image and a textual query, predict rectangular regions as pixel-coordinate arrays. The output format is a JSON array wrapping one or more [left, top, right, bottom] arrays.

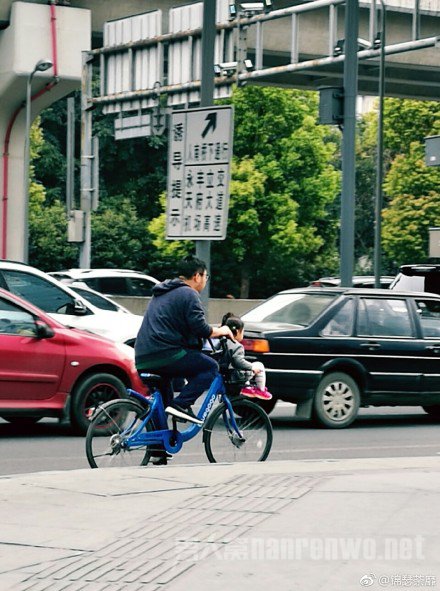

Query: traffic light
[[318, 87, 344, 125]]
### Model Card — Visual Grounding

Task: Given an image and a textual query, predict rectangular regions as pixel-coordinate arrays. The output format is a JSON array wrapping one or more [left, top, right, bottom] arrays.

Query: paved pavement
[[0, 457, 439, 591]]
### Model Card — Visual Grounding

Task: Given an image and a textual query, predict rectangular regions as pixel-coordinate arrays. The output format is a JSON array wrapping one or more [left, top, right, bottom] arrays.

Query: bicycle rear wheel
[[203, 398, 272, 463], [86, 399, 155, 468]]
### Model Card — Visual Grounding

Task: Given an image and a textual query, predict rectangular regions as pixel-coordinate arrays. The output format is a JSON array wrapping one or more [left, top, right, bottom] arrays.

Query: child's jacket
[[220, 339, 253, 383]]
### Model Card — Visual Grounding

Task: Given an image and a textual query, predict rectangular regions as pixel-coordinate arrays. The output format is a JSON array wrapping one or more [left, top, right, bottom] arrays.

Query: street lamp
[[23, 58, 53, 263], [373, 0, 386, 288]]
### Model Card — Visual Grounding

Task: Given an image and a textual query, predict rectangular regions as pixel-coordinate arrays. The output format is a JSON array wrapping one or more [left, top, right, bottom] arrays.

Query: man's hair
[[177, 255, 207, 279]]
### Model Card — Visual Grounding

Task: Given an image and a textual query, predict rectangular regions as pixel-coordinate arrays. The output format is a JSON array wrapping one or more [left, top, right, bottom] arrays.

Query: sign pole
[[196, 0, 216, 308], [339, 0, 358, 287]]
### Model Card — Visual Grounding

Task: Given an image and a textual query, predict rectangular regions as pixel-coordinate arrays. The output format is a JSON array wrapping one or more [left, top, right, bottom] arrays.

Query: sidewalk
[[1, 457, 439, 591]]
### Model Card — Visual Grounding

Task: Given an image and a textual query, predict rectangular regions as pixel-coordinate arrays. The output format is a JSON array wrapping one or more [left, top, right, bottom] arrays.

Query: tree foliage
[[381, 98, 439, 158], [30, 94, 165, 273], [353, 98, 440, 272], [382, 143, 440, 264], [379, 99, 440, 267]]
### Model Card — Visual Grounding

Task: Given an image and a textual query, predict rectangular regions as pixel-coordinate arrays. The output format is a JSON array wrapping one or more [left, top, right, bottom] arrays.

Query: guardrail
[[111, 296, 264, 323]]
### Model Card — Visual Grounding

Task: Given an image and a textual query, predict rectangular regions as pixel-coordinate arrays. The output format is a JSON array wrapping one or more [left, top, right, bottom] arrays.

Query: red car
[[0, 288, 146, 434]]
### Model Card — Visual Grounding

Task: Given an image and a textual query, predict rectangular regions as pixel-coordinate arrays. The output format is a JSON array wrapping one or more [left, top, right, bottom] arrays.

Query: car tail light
[[242, 338, 270, 353], [309, 281, 323, 286]]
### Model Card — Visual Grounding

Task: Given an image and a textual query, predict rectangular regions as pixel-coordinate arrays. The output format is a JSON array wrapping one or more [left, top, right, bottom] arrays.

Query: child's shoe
[[252, 387, 273, 401], [240, 385, 257, 398]]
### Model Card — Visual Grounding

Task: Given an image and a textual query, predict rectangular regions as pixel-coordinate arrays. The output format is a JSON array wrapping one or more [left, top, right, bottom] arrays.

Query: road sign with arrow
[[166, 105, 234, 240]]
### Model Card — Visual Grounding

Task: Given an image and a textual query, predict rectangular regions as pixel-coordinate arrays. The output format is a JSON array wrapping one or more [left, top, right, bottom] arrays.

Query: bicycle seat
[[139, 373, 163, 387]]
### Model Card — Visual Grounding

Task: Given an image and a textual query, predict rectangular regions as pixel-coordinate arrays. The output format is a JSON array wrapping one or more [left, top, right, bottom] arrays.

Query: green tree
[[382, 143, 440, 264], [90, 196, 154, 269], [231, 88, 340, 296], [353, 111, 378, 269], [382, 98, 439, 158], [33, 92, 168, 271], [354, 98, 440, 271], [28, 119, 79, 270]]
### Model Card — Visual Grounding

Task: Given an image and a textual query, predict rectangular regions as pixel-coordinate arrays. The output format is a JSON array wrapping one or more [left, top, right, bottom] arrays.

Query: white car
[[0, 261, 143, 346], [49, 268, 159, 297]]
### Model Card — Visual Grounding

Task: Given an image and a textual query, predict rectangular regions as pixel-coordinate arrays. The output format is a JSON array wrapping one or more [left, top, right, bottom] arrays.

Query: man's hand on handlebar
[[211, 325, 235, 341]]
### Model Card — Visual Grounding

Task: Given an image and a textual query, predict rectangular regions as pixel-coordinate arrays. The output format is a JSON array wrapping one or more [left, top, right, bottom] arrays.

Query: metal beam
[[87, 35, 440, 106]]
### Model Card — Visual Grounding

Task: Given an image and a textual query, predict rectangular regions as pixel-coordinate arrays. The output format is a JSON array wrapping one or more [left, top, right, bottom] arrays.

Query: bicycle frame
[[124, 373, 243, 455]]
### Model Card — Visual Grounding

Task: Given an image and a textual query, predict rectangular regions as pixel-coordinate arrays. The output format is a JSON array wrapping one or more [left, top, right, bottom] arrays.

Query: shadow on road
[[0, 419, 77, 438], [270, 407, 439, 431]]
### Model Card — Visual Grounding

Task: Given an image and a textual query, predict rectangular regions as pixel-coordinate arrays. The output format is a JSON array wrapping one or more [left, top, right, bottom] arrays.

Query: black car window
[[414, 299, 440, 338], [71, 287, 119, 312], [357, 298, 413, 337], [81, 278, 100, 291], [0, 297, 37, 336], [2, 270, 74, 314], [128, 278, 156, 296], [425, 275, 440, 295], [91, 277, 129, 295], [322, 299, 355, 336]]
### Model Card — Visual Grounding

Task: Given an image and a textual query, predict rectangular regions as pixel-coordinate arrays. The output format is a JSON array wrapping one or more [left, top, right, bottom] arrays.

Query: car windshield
[[242, 292, 338, 326], [70, 287, 120, 312]]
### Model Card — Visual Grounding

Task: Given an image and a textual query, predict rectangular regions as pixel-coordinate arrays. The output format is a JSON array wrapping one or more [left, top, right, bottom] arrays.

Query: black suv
[[242, 287, 440, 428], [390, 264, 440, 295]]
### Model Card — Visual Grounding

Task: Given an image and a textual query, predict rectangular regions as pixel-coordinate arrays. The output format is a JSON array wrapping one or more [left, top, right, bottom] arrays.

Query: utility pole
[[374, 0, 386, 288], [196, 0, 216, 308], [79, 52, 93, 268], [339, 0, 359, 287]]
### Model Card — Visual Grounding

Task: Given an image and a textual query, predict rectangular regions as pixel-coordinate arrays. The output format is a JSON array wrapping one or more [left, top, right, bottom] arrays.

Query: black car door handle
[[360, 342, 381, 350]]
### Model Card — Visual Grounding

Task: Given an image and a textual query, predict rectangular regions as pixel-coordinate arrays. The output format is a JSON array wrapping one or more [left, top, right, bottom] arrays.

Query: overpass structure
[[0, 0, 438, 263]]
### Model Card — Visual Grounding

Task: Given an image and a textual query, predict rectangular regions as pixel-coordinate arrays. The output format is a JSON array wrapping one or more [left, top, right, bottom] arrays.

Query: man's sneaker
[[165, 403, 203, 425], [253, 387, 273, 401], [240, 385, 257, 398], [150, 451, 173, 466]]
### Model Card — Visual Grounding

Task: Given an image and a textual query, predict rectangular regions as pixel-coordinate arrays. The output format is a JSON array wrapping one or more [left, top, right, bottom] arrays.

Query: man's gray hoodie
[[134, 278, 212, 371]]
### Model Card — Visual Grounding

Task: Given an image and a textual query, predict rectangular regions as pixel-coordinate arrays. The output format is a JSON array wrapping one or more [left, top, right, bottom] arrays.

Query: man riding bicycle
[[134, 256, 233, 429]]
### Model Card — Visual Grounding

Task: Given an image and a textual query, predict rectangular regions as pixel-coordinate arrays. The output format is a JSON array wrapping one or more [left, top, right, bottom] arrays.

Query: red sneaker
[[240, 386, 257, 398], [252, 388, 273, 401]]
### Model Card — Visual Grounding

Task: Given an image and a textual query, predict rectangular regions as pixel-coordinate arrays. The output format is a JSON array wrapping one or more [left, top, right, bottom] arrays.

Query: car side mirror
[[35, 320, 55, 339], [73, 299, 88, 316]]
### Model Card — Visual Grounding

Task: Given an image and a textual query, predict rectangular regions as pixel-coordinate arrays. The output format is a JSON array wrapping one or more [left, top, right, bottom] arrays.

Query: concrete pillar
[[0, 1, 90, 262]]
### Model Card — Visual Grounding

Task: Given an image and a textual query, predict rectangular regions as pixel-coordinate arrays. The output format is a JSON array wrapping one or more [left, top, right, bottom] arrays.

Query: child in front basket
[[220, 312, 272, 401]]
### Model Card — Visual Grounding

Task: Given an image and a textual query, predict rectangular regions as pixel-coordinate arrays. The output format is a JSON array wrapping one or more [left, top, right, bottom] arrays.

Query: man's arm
[[210, 325, 234, 339], [184, 290, 234, 340]]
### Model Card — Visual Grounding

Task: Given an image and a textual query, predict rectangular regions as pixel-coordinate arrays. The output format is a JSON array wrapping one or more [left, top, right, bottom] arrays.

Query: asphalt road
[[0, 404, 439, 477]]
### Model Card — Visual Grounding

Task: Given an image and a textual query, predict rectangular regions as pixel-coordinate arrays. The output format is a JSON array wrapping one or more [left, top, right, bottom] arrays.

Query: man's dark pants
[[141, 349, 219, 409]]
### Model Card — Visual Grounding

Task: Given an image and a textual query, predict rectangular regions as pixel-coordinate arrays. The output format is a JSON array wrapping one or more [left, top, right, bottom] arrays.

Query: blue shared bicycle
[[85, 341, 273, 467]]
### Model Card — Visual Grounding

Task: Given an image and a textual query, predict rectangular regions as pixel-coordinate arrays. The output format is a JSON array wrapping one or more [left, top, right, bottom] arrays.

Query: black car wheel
[[253, 396, 277, 415], [422, 405, 440, 419], [313, 372, 360, 428], [70, 373, 127, 435]]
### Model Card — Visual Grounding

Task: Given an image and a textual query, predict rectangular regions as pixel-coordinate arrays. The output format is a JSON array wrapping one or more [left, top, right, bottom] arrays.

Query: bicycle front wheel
[[86, 399, 154, 468], [204, 398, 272, 463]]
